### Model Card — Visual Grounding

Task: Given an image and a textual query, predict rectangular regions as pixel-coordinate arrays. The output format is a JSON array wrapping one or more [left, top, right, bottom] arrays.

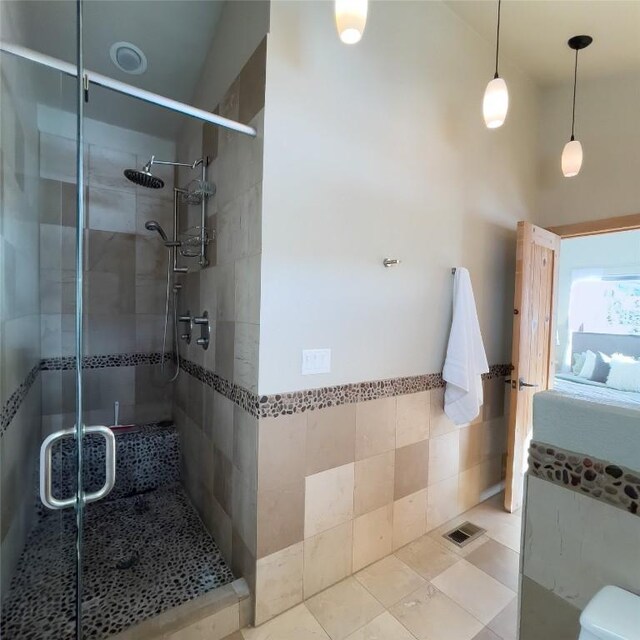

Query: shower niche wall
[[0, 2, 266, 638]]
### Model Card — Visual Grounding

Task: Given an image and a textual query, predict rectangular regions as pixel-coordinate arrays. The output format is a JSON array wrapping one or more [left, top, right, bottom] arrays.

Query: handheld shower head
[[145, 220, 169, 242], [124, 166, 164, 189]]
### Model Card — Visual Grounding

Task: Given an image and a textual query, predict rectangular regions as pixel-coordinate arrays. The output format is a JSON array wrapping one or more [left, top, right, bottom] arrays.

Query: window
[[568, 276, 640, 335]]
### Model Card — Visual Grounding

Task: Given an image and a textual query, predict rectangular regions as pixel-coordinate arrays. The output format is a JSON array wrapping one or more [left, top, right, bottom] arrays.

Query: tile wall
[[253, 377, 507, 624], [174, 39, 266, 594], [0, 49, 43, 595], [521, 474, 640, 639], [38, 133, 176, 434]]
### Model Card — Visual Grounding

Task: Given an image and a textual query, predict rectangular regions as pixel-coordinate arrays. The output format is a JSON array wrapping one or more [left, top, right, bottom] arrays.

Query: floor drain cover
[[443, 522, 485, 548]]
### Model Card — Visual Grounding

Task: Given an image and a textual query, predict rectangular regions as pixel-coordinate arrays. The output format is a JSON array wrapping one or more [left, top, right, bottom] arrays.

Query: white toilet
[[579, 586, 640, 640]]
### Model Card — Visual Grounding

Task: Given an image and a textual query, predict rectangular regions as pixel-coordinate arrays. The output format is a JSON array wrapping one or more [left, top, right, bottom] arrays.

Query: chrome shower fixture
[[127, 154, 213, 268], [123, 155, 206, 190], [144, 219, 168, 242], [124, 165, 164, 189]]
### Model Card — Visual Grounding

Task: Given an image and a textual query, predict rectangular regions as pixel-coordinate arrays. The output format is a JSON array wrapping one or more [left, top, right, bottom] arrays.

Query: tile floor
[[237, 492, 521, 640]]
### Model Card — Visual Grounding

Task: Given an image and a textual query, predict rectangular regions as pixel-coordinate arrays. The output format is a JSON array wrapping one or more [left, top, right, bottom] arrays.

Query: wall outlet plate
[[302, 349, 331, 375]]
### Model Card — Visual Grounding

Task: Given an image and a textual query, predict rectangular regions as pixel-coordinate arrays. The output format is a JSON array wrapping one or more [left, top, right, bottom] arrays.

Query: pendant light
[[483, 0, 509, 128], [335, 0, 368, 45], [562, 35, 592, 177]]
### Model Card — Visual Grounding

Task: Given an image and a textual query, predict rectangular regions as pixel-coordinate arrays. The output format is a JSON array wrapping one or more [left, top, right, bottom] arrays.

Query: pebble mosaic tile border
[[2, 354, 510, 433], [180, 358, 511, 419], [0, 364, 40, 434], [180, 359, 261, 417], [529, 440, 640, 517], [0, 353, 172, 437], [40, 352, 171, 371]]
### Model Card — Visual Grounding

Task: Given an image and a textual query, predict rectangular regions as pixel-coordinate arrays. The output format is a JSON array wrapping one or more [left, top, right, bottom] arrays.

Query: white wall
[[556, 230, 640, 369], [536, 72, 640, 227], [259, 0, 539, 394]]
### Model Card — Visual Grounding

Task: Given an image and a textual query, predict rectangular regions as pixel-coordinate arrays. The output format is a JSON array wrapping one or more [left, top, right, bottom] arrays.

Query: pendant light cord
[[494, 0, 502, 78], [570, 48, 578, 140]]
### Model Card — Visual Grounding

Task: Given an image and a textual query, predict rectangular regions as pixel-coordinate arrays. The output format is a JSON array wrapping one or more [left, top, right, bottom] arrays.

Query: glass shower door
[[0, 12, 86, 638]]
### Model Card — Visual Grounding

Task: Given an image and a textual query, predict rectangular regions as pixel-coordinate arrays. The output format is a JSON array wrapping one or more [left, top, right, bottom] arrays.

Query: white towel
[[443, 267, 489, 425]]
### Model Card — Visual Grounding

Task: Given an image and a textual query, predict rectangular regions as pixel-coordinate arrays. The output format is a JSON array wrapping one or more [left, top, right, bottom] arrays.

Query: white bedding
[[553, 374, 640, 408]]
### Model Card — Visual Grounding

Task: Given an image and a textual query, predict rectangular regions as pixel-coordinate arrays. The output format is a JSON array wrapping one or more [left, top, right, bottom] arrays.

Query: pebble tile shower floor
[[1, 425, 235, 639]]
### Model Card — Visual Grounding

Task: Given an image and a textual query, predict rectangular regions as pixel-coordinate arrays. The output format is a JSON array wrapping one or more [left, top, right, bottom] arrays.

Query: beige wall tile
[[355, 398, 396, 461], [258, 414, 307, 492], [306, 577, 384, 640], [304, 463, 354, 538], [458, 465, 483, 513], [483, 378, 506, 421], [392, 489, 428, 550], [482, 418, 507, 461], [306, 405, 356, 476], [523, 476, 640, 610], [355, 556, 425, 608], [389, 584, 483, 640], [255, 542, 304, 626], [428, 430, 460, 485], [427, 476, 460, 530], [396, 392, 430, 448], [429, 387, 457, 437], [354, 451, 394, 517], [303, 522, 353, 599], [166, 602, 240, 640], [459, 423, 484, 472], [394, 439, 429, 500], [257, 481, 305, 559], [352, 504, 393, 572]]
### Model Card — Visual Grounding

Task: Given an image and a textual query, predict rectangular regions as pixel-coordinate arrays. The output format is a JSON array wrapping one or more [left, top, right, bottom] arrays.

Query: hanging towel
[[443, 267, 489, 425]]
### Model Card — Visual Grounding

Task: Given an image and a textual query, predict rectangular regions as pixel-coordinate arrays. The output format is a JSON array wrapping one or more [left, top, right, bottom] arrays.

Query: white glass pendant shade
[[335, 0, 368, 44], [562, 139, 583, 177], [483, 77, 509, 128]]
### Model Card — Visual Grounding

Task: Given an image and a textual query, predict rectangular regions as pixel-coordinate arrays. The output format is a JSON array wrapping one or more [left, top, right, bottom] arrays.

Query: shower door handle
[[39, 425, 116, 510], [40, 427, 77, 510], [83, 426, 117, 505]]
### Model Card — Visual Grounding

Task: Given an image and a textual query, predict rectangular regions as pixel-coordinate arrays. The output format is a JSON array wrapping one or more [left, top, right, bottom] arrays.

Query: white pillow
[[611, 352, 637, 363], [578, 350, 597, 378], [606, 360, 640, 392]]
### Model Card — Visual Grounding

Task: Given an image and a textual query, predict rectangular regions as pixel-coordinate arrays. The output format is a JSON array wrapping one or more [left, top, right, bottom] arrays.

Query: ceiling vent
[[109, 42, 147, 75]]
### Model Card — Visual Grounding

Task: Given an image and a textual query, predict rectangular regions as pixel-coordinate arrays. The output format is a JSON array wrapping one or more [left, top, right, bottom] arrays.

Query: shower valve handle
[[178, 315, 192, 323], [193, 316, 208, 325]]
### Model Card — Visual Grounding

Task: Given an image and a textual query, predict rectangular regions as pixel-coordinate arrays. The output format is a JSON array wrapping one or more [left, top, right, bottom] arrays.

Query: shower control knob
[[196, 338, 208, 346], [178, 314, 192, 323], [193, 316, 208, 325]]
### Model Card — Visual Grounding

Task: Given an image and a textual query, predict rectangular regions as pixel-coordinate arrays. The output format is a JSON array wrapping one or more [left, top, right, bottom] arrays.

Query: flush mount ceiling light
[[562, 35, 592, 178], [335, 0, 368, 45], [483, 0, 509, 129], [109, 41, 147, 75]]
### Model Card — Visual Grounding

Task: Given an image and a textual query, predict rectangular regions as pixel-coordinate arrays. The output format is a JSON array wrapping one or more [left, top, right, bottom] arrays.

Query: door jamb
[[548, 212, 640, 238]]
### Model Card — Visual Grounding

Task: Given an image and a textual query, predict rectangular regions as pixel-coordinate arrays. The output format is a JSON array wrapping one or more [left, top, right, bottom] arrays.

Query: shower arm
[[145, 156, 204, 171]]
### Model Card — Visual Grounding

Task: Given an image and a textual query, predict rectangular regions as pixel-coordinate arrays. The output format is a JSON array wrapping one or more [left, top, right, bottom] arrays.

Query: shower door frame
[[2, 1, 257, 634]]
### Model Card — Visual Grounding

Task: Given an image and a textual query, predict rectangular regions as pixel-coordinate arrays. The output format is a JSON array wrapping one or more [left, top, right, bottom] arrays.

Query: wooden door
[[505, 222, 561, 512]]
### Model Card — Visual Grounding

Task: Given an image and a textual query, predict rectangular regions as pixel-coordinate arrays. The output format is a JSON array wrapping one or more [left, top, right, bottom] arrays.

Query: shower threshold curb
[[109, 577, 251, 640]]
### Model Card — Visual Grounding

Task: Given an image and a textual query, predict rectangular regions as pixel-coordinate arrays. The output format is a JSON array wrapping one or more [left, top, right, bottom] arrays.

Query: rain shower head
[[144, 220, 169, 242], [124, 167, 164, 189]]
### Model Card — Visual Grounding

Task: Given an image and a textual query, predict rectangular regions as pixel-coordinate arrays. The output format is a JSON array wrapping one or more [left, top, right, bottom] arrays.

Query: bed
[[554, 331, 640, 407]]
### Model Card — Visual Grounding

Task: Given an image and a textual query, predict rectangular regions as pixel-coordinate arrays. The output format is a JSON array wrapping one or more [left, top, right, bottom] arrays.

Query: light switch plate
[[301, 349, 331, 375]]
